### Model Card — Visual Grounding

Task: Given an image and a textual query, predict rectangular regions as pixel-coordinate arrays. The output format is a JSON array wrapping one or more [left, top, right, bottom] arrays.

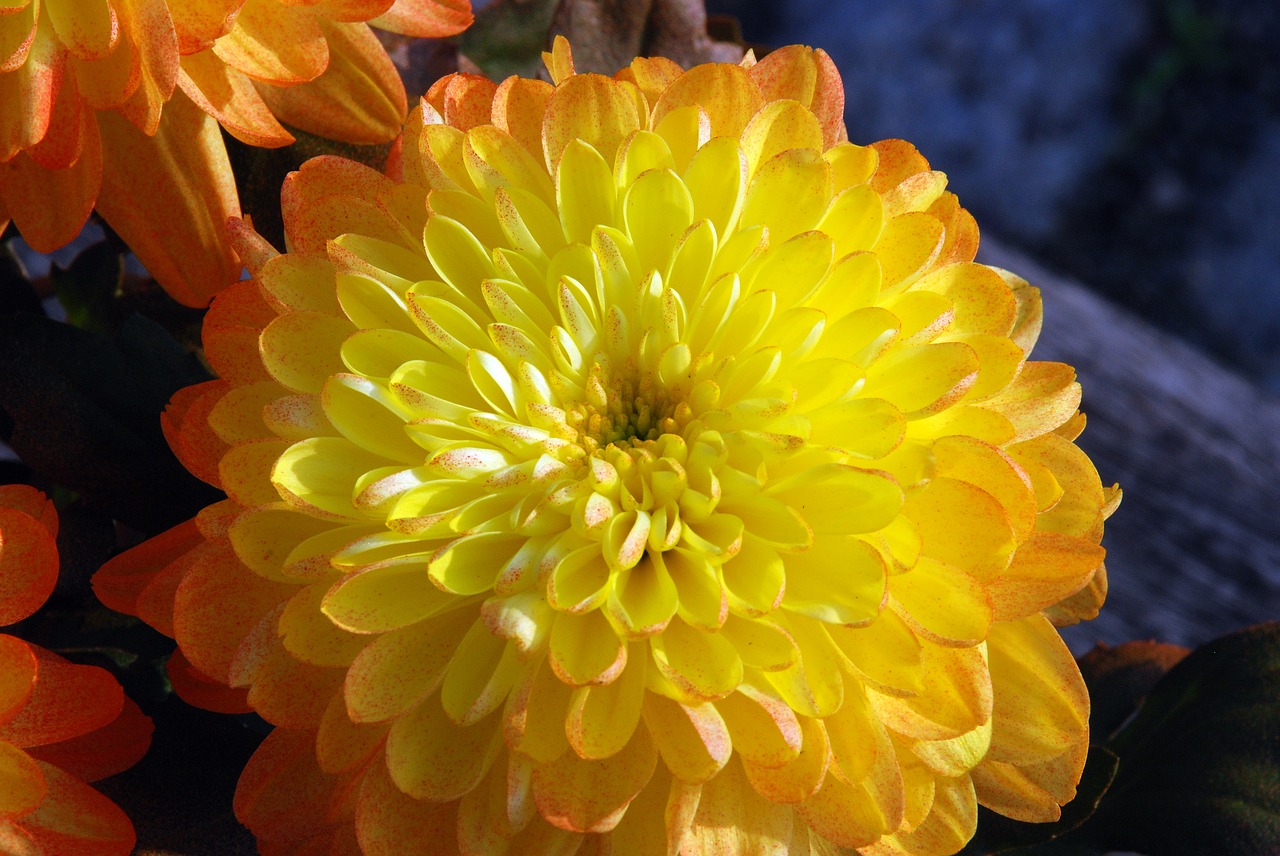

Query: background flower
[[97, 38, 1116, 855], [0, 484, 152, 855], [0, 0, 472, 307]]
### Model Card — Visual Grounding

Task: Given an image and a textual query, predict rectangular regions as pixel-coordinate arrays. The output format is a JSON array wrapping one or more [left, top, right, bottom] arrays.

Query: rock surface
[[981, 238, 1280, 652]]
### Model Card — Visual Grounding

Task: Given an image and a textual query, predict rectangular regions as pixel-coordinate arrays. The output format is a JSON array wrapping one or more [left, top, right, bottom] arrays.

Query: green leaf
[[51, 242, 124, 335], [457, 0, 560, 80], [1080, 623, 1280, 855], [1077, 639, 1190, 740], [0, 313, 221, 533], [0, 238, 42, 316]]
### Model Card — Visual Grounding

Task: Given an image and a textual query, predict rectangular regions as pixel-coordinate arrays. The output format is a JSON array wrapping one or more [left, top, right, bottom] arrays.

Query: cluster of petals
[[0, 0, 472, 307], [0, 485, 152, 855], [96, 38, 1118, 855]]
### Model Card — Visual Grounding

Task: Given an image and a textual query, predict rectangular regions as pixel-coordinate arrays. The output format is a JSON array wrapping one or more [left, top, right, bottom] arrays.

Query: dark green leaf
[[0, 239, 42, 316], [457, 0, 561, 79], [1077, 639, 1190, 740], [1080, 623, 1280, 855], [51, 242, 124, 334], [0, 313, 220, 533]]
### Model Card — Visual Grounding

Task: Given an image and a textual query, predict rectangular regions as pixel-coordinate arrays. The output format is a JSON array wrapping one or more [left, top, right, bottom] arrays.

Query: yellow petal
[[533, 726, 657, 834], [641, 693, 731, 784], [985, 614, 1088, 765], [566, 648, 646, 760], [891, 557, 992, 647], [543, 72, 640, 177], [652, 63, 762, 141], [869, 641, 991, 742], [386, 694, 503, 801], [45, 0, 118, 60]]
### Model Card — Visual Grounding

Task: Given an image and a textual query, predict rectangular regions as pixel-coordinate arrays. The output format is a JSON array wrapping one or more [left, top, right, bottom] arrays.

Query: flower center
[[565, 355, 693, 456]]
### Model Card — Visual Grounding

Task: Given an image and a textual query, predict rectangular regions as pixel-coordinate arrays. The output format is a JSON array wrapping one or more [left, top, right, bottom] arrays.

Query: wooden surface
[[979, 239, 1280, 652]]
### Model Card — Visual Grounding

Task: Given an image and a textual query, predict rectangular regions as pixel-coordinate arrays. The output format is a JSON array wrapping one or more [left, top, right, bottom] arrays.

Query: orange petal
[[491, 75, 552, 161], [371, 0, 472, 38], [254, 20, 404, 144], [165, 648, 252, 713], [653, 63, 762, 141], [354, 755, 459, 856], [0, 25, 60, 162], [233, 728, 343, 848], [0, 486, 55, 537], [543, 72, 640, 176], [169, 0, 243, 53], [0, 506, 58, 626], [213, 0, 327, 85], [92, 518, 202, 620], [159, 380, 231, 488], [0, 635, 37, 726], [0, 644, 122, 749], [16, 762, 134, 856], [1, 140, 100, 255], [24, 67, 88, 171], [96, 89, 241, 308], [202, 277, 278, 384], [111, 0, 179, 135], [747, 45, 845, 149], [178, 49, 293, 148], [26, 697, 152, 782], [172, 541, 294, 683]]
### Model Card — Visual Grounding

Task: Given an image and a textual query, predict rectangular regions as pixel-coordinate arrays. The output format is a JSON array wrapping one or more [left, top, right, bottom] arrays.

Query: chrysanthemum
[[0, 0, 472, 307], [97, 39, 1117, 855], [0, 485, 153, 855]]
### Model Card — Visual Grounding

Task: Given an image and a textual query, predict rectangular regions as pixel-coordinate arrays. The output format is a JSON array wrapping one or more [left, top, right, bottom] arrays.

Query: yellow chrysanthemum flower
[[0, 0, 471, 307], [96, 38, 1118, 855]]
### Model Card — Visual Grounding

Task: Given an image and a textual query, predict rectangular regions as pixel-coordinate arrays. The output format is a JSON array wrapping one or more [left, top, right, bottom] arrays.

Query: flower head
[[0, 0, 472, 307], [97, 38, 1117, 854], [0, 485, 153, 855]]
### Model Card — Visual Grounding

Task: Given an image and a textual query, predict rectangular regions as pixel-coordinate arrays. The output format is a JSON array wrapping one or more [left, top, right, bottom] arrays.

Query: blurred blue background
[[712, 0, 1280, 390]]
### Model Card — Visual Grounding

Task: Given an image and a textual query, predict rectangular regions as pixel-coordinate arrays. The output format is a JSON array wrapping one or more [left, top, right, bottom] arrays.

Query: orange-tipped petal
[[16, 762, 135, 856], [371, 0, 471, 38], [179, 49, 294, 148], [96, 89, 241, 307], [0, 128, 100, 254], [111, 0, 179, 135], [0, 739, 45, 818], [254, 20, 404, 145], [0, 25, 60, 161], [44, 0, 119, 62], [169, 0, 243, 53], [212, 0, 327, 86]]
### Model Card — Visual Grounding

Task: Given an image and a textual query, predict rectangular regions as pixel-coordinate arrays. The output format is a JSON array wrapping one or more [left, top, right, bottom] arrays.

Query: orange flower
[[0, 0, 472, 307], [96, 41, 1115, 855], [0, 484, 153, 855]]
